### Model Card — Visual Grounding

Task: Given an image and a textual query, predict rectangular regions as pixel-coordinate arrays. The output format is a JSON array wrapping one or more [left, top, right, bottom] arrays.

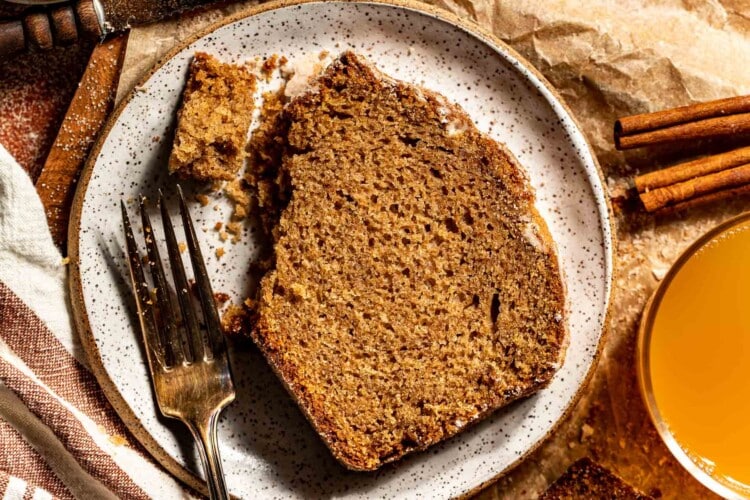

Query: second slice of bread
[[168, 53, 256, 181]]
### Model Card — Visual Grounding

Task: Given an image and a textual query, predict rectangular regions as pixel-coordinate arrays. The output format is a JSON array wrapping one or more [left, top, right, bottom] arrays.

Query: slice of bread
[[250, 52, 567, 470], [541, 458, 652, 499], [168, 53, 256, 181]]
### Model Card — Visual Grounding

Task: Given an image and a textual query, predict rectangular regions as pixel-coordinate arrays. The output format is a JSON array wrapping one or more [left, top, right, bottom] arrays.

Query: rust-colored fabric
[[0, 419, 70, 499], [1, 283, 135, 440], [0, 149, 194, 499], [0, 283, 150, 500]]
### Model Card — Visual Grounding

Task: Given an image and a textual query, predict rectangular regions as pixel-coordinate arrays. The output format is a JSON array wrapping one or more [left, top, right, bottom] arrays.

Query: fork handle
[[188, 412, 229, 500]]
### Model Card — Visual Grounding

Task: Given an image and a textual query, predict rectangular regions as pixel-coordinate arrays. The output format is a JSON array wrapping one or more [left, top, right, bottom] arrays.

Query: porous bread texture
[[250, 52, 567, 471], [541, 458, 652, 499], [168, 52, 256, 181], [245, 89, 289, 233]]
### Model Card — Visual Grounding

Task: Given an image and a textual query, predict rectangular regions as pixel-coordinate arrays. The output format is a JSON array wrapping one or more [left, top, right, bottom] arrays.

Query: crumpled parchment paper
[[116, 2, 750, 498]]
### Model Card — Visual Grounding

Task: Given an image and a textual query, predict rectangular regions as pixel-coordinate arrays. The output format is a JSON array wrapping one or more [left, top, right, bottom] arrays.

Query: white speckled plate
[[70, 1, 614, 497]]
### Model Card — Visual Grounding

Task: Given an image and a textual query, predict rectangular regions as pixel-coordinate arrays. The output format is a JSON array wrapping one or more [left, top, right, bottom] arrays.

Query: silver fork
[[121, 186, 235, 500]]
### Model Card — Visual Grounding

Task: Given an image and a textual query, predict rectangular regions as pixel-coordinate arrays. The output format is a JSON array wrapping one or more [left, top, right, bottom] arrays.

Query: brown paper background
[[116, 1, 750, 497]]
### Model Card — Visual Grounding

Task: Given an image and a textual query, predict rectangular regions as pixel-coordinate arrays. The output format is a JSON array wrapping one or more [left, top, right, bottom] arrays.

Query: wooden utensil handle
[[0, 0, 104, 58]]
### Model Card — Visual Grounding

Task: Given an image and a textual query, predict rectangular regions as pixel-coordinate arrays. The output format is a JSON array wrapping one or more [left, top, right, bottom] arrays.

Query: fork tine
[[177, 185, 226, 359], [121, 201, 166, 369], [139, 197, 181, 368], [159, 191, 204, 363]]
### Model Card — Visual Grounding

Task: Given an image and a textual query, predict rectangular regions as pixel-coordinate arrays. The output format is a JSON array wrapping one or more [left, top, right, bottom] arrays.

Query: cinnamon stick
[[614, 94, 750, 149], [635, 146, 750, 193], [640, 162, 750, 212], [616, 112, 750, 150], [656, 183, 750, 216], [618, 95, 750, 134]]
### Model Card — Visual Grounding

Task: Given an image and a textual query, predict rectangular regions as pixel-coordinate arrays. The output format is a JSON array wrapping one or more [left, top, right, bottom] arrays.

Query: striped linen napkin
[[0, 144, 194, 499]]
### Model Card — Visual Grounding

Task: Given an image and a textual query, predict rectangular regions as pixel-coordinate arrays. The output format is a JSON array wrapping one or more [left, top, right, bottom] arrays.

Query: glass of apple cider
[[638, 212, 750, 499]]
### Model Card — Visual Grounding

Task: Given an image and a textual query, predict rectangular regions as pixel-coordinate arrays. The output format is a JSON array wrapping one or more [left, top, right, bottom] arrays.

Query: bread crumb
[[109, 434, 127, 446], [224, 179, 252, 220], [226, 221, 241, 235], [61, 257, 70, 265], [225, 221, 242, 243], [214, 292, 230, 304], [261, 54, 279, 81], [214, 221, 223, 230], [178, 242, 187, 253], [196, 194, 210, 206], [580, 423, 594, 442], [319, 50, 329, 60], [219, 230, 229, 242], [221, 302, 254, 336], [215, 247, 225, 259], [221, 303, 244, 335]]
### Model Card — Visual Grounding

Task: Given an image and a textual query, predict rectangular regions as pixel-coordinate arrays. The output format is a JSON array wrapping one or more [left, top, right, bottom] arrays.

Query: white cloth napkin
[[0, 144, 193, 499]]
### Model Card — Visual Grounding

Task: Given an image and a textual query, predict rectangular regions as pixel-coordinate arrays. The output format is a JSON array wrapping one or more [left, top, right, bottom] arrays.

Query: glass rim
[[637, 211, 750, 500]]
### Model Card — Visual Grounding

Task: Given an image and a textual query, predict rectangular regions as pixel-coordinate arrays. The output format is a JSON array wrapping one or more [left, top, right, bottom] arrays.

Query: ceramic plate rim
[[68, 0, 616, 496]]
